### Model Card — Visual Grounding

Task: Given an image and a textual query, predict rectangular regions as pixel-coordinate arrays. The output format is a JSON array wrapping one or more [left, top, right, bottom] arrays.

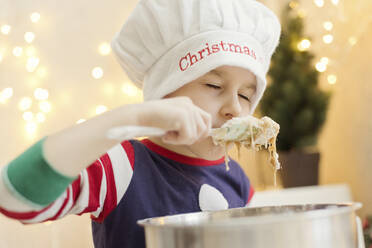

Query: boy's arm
[[0, 102, 140, 215], [0, 141, 135, 223], [43, 103, 141, 178], [44, 96, 211, 177], [0, 97, 211, 222]]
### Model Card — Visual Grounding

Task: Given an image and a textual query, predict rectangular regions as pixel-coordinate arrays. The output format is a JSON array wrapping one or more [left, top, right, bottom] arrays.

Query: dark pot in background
[[279, 150, 320, 188]]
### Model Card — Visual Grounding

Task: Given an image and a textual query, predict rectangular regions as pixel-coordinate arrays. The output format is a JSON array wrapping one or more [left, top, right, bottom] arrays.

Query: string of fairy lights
[[0, 11, 142, 138], [291, 0, 371, 87], [294, 0, 339, 85], [1, 0, 371, 139]]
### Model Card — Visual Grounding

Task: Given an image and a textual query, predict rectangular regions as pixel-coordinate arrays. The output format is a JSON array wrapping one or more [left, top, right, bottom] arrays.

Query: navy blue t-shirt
[[92, 139, 254, 248]]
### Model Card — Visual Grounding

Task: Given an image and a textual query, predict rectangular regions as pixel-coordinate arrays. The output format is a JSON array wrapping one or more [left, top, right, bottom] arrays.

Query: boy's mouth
[[212, 122, 225, 129]]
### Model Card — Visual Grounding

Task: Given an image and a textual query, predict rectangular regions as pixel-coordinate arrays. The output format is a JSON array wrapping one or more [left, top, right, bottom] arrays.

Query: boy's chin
[[201, 137, 234, 150]]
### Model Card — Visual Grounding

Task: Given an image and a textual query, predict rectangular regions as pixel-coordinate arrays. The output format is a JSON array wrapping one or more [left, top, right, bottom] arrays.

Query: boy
[[0, 0, 281, 247]]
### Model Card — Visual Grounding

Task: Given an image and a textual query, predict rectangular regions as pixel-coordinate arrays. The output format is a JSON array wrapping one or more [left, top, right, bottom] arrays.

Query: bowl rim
[[137, 202, 362, 229]]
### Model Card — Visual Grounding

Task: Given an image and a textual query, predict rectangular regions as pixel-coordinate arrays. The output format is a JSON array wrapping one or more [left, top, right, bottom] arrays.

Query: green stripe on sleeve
[[4, 137, 77, 207]]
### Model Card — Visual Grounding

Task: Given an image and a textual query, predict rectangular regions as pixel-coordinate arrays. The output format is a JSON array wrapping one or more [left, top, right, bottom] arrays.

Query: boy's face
[[165, 65, 257, 128]]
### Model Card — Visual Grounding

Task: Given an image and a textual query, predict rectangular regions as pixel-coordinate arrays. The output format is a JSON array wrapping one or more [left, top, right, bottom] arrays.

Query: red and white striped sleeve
[[0, 140, 135, 224]]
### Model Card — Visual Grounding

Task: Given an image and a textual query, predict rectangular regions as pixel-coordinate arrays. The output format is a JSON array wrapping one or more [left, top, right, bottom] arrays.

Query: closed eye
[[239, 94, 251, 102], [206, 84, 251, 102], [205, 84, 221, 89]]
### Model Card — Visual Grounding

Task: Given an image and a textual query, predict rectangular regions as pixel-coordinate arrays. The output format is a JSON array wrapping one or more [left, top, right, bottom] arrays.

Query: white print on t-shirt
[[198, 184, 229, 211]]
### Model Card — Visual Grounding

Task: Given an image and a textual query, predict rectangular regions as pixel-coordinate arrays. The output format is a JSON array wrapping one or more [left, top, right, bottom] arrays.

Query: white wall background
[[0, 0, 371, 247]]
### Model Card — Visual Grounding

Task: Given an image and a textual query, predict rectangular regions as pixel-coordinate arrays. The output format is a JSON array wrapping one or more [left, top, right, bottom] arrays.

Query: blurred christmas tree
[[363, 216, 372, 248], [260, 3, 331, 151]]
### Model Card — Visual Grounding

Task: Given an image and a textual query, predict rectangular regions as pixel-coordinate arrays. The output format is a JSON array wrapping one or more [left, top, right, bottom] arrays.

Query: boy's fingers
[[163, 110, 195, 145], [195, 111, 208, 140], [198, 109, 212, 136], [161, 100, 212, 145]]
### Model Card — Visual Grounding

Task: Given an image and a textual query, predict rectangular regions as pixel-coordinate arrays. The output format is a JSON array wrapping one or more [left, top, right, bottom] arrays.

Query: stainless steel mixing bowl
[[138, 203, 362, 248]]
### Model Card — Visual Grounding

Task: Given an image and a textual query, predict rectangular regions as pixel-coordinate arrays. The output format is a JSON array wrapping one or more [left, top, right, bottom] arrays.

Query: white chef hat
[[111, 0, 281, 113]]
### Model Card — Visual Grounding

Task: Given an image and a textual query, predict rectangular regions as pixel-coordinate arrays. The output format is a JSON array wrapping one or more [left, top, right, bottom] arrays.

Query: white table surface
[[249, 184, 353, 207]]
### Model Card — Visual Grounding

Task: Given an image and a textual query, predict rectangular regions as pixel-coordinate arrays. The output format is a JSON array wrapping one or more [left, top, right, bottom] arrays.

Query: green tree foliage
[[260, 4, 331, 151]]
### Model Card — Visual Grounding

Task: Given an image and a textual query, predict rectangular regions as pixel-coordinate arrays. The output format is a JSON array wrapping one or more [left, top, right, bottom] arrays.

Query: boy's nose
[[220, 95, 242, 119], [225, 113, 234, 120]]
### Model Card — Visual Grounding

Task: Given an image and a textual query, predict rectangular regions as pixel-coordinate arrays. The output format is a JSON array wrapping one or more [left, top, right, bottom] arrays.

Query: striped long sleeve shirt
[[0, 138, 254, 248]]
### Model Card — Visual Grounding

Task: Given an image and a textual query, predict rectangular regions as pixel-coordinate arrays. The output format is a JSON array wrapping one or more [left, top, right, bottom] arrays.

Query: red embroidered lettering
[[220, 41, 228, 51], [198, 49, 206, 60], [179, 56, 189, 71], [212, 44, 220, 53], [205, 43, 212, 56], [228, 43, 243, 54], [179, 41, 260, 72], [251, 50, 256, 60], [244, 46, 250, 56], [187, 52, 199, 66]]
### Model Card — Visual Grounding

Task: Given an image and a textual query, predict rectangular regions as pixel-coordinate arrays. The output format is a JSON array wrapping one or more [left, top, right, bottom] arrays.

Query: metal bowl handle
[[356, 216, 365, 248]]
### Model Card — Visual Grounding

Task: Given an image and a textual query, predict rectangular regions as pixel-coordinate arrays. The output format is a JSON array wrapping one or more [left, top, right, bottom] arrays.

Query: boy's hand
[[138, 97, 212, 145]]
